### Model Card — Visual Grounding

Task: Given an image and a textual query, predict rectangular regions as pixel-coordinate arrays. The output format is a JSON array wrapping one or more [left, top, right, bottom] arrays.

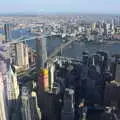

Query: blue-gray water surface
[[1, 28, 120, 57], [27, 38, 120, 58]]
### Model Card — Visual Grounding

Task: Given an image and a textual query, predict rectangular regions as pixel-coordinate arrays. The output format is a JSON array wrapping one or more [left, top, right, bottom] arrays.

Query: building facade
[[0, 72, 8, 120]]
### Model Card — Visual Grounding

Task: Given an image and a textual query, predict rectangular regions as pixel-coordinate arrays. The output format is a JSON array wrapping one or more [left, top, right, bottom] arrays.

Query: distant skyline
[[0, 0, 120, 14]]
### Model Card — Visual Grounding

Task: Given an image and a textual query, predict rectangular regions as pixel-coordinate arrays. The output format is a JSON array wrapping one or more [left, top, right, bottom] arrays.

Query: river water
[[1, 28, 120, 57], [63, 41, 120, 58], [26, 37, 63, 56], [27, 37, 120, 58]]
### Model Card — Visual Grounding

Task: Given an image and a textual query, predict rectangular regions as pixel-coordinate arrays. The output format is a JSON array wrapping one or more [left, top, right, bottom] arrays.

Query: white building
[[6, 65, 19, 104], [0, 72, 8, 120], [16, 43, 29, 68]]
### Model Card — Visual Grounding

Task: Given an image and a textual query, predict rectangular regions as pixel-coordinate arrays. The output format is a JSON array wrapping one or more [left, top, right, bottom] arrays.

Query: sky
[[0, 0, 120, 14]]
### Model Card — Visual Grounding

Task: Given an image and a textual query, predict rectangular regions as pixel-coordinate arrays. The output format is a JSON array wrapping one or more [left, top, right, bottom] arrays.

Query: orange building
[[38, 68, 49, 91]]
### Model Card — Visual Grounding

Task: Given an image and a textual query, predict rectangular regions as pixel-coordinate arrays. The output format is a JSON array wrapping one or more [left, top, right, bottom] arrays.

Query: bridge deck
[[49, 40, 76, 59]]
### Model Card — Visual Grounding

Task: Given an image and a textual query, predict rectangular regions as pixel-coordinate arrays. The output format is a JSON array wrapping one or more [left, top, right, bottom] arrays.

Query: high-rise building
[[92, 23, 97, 31], [24, 44, 29, 67], [61, 88, 74, 120], [21, 87, 41, 120], [11, 43, 29, 68], [0, 34, 5, 43], [0, 72, 8, 120], [6, 65, 20, 105], [47, 61, 55, 91], [21, 87, 32, 120], [16, 43, 25, 66], [38, 68, 49, 91], [36, 34, 48, 92], [4, 24, 12, 42], [111, 20, 115, 35], [1, 63, 20, 120], [29, 48, 35, 65], [10, 43, 16, 64], [0, 41, 20, 119], [30, 91, 41, 120], [0, 45, 10, 115], [0, 59, 8, 74], [36, 35, 47, 69]]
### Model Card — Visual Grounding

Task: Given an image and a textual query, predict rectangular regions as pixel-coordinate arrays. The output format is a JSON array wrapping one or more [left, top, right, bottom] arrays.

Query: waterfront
[[1, 14, 120, 120], [63, 41, 120, 58], [27, 37, 120, 58], [1, 27, 120, 58]]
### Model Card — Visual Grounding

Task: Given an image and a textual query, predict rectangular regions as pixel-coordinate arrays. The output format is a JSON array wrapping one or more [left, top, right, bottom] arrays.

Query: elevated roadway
[[9, 34, 77, 60], [48, 39, 76, 59]]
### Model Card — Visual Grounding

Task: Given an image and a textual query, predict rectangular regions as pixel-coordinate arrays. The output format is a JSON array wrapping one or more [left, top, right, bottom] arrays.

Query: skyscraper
[[0, 40, 20, 119], [21, 87, 41, 120], [21, 87, 32, 120], [47, 61, 55, 91], [4, 24, 12, 42], [61, 88, 74, 120], [30, 91, 41, 120], [6, 65, 20, 105], [36, 35, 47, 69], [0, 72, 8, 120], [15, 43, 29, 68]]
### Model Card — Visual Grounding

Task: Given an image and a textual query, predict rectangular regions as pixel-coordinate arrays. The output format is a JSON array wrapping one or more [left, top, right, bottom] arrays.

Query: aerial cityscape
[[1, 0, 120, 120]]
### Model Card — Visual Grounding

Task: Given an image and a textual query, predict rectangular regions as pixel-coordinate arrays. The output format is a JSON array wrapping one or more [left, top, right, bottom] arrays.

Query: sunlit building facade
[[0, 72, 8, 120]]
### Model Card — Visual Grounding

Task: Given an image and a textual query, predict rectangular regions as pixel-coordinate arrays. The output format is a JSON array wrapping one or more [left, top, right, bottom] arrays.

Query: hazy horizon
[[0, 0, 120, 14], [0, 12, 120, 16]]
